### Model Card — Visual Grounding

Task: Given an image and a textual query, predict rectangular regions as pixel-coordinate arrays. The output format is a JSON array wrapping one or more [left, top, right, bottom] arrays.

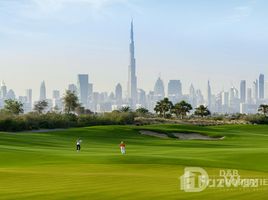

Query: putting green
[[0, 124, 268, 199]]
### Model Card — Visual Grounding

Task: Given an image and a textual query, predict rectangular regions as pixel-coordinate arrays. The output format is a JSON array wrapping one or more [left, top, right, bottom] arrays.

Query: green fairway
[[0, 124, 268, 199]]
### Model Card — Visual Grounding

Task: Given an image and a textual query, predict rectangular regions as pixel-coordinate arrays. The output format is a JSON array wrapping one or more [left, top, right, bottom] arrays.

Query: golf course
[[0, 124, 268, 199]]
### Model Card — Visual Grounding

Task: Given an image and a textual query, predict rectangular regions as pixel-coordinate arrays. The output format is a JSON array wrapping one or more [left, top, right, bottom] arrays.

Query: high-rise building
[[154, 77, 165, 101], [77, 74, 89, 108], [1, 81, 7, 99], [189, 84, 197, 108], [26, 89, 32, 109], [247, 88, 252, 104], [68, 84, 77, 94], [137, 89, 146, 107], [240, 80, 246, 103], [115, 83, 122, 104], [127, 20, 137, 108], [88, 83, 93, 101], [39, 81, 46, 101], [6, 89, 15, 100], [167, 80, 182, 103], [52, 90, 60, 99], [253, 79, 258, 100], [259, 74, 264, 99], [207, 80, 212, 109]]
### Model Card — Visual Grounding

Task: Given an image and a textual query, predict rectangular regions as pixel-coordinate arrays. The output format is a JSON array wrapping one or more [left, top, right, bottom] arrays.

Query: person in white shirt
[[76, 138, 82, 151]]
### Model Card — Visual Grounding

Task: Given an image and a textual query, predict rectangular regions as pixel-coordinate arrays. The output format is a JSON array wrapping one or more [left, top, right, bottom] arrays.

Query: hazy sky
[[1, 0, 268, 100]]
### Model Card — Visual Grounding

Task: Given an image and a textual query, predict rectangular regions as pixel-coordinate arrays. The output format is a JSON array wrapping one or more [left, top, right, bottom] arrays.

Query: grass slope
[[0, 124, 268, 200]]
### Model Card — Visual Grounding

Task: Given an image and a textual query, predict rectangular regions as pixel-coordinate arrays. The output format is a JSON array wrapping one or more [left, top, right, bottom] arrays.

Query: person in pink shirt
[[119, 141, 126, 154]]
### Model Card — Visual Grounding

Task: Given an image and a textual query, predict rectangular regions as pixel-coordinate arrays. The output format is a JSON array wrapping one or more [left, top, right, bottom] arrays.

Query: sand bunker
[[172, 133, 224, 140], [140, 130, 169, 138], [140, 130, 224, 140]]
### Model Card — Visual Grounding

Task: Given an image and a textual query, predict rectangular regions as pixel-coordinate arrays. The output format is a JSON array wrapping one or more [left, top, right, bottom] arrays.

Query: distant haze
[[0, 0, 268, 100]]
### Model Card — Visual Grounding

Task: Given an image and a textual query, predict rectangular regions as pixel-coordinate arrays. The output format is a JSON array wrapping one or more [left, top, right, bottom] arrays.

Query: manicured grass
[[0, 124, 268, 199]]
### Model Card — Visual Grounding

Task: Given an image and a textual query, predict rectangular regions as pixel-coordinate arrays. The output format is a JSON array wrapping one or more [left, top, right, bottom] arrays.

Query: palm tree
[[34, 100, 48, 114], [154, 98, 173, 118], [194, 105, 211, 117], [258, 104, 268, 116], [120, 106, 132, 112], [4, 99, 24, 115], [136, 107, 149, 115], [63, 90, 79, 114], [172, 100, 192, 119]]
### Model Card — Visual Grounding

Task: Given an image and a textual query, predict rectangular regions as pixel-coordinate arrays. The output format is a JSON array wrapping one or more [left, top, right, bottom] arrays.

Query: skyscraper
[[154, 77, 165, 101], [259, 74, 264, 99], [77, 74, 89, 108], [52, 90, 60, 99], [127, 20, 137, 108], [253, 79, 258, 100], [167, 80, 182, 103], [68, 84, 78, 94], [26, 89, 32, 108], [115, 83, 122, 104], [1, 81, 7, 99], [39, 81, 46, 101], [207, 80, 212, 109], [240, 80, 246, 103], [137, 89, 146, 107]]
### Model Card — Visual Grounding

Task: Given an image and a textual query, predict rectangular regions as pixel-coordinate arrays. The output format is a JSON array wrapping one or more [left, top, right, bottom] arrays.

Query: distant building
[[6, 89, 15, 100], [115, 83, 123, 104], [240, 80, 246, 103], [253, 79, 258, 101], [127, 20, 137, 108], [137, 89, 146, 108], [68, 84, 78, 94], [77, 74, 89, 108], [39, 81, 46, 101], [154, 77, 165, 101], [207, 80, 212, 109], [189, 84, 197, 108], [1, 81, 7, 99], [247, 88, 252, 104], [52, 90, 60, 99], [259, 74, 264, 99], [26, 89, 32, 111], [167, 80, 182, 103]]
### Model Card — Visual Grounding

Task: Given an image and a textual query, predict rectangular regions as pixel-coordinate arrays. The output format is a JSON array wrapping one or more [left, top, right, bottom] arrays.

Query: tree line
[[154, 98, 211, 119]]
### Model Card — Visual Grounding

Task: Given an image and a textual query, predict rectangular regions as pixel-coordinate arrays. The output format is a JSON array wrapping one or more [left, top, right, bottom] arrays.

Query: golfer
[[119, 141, 126, 154], [76, 138, 82, 151]]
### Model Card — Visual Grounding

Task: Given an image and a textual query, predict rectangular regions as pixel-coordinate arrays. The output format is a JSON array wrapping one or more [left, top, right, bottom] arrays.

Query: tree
[[34, 100, 48, 114], [120, 106, 132, 113], [172, 100, 192, 119], [4, 99, 24, 115], [75, 106, 93, 115], [63, 90, 79, 114], [258, 104, 268, 116], [136, 107, 149, 115], [154, 98, 173, 118], [194, 105, 211, 117]]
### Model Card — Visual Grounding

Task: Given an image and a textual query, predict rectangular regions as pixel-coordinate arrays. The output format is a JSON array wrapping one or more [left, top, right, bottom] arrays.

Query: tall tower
[[77, 74, 89, 108], [39, 81, 46, 101], [127, 20, 137, 108], [207, 80, 212, 109], [259, 74, 264, 99], [240, 80, 246, 103]]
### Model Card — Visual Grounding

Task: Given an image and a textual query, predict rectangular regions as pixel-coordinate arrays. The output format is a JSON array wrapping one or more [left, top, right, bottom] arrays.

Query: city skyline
[[1, 0, 268, 100]]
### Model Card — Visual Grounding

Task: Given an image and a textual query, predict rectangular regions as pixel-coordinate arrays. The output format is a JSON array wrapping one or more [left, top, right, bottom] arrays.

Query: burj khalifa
[[127, 20, 137, 108]]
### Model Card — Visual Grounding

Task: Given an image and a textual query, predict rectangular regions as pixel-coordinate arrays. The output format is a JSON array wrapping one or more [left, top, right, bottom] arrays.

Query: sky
[[0, 0, 268, 100]]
